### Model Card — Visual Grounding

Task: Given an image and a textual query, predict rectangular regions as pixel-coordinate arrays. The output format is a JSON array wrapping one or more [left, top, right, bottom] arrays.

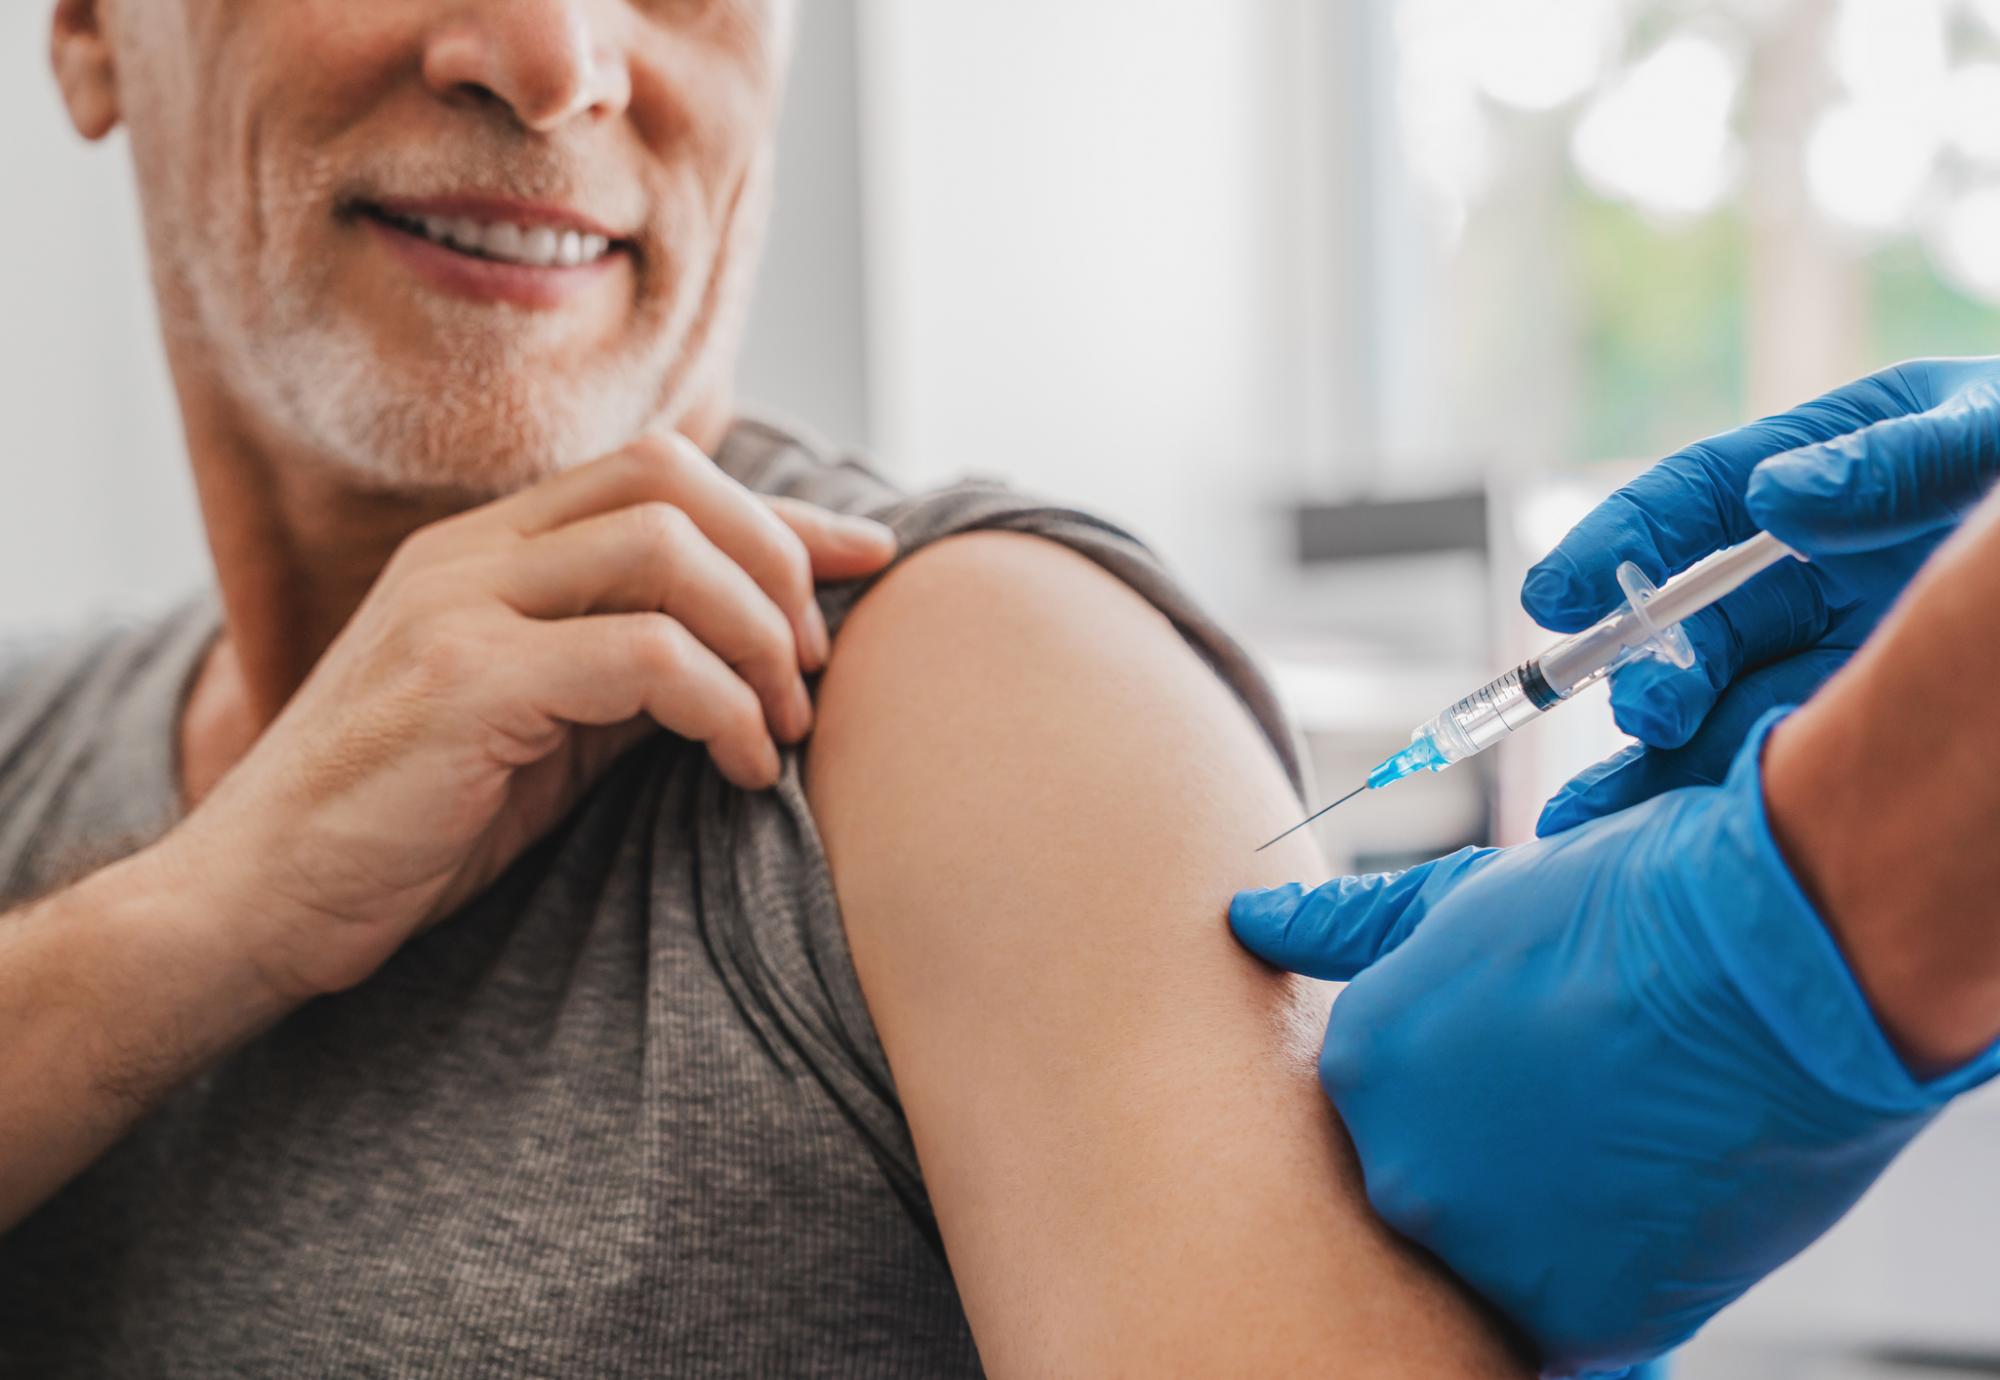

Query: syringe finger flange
[[1615, 560, 1696, 670]]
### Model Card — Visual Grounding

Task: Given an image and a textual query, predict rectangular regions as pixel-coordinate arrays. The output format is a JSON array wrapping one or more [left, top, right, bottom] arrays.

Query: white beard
[[162, 148, 689, 501], [238, 300, 667, 499]]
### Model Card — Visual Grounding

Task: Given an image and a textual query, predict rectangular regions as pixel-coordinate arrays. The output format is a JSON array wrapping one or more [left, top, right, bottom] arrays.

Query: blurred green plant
[[1571, 187, 1746, 463], [1869, 242, 2000, 363], [1569, 188, 2000, 466]]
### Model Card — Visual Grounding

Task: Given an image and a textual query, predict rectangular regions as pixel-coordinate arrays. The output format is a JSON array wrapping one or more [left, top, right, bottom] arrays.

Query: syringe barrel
[[1537, 608, 1656, 697], [1423, 661, 1552, 764], [1389, 535, 1801, 788], [1536, 533, 1799, 695]]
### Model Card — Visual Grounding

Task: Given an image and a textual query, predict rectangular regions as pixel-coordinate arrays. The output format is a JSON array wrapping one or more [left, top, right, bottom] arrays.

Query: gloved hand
[[1230, 712, 2000, 1377], [1526, 356, 2000, 835]]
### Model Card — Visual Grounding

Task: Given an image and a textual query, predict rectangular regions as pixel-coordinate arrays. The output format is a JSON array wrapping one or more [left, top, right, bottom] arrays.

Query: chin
[[254, 319, 671, 498]]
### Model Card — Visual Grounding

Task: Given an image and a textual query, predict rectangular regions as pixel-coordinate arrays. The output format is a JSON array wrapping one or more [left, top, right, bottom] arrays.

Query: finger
[[1534, 743, 1649, 837], [444, 438, 897, 579], [515, 612, 781, 790], [1229, 847, 1497, 981], [481, 435, 837, 672], [1536, 649, 1848, 835], [1603, 557, 1833, 749], [482, 442, 687, 536], [1747, 388, 2000, 553], [617, 436, 835, 673], [763, 495, 900, 581], [1522, 369, 1925, 632], [573, 716, 669, 777], [497, 503, 814, 744]]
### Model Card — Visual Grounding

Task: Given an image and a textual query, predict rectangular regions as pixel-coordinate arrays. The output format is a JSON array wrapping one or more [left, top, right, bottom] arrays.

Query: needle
[[1254, 784, 1366, 853]]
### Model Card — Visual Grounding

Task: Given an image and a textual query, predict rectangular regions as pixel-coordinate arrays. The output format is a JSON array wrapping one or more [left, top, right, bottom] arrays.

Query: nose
[[422, 2, 632, 133]]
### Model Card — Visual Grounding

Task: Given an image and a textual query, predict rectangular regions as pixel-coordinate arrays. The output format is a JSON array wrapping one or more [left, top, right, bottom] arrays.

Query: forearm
[[0, 839, 297, 1232], [1766, 486, 2000, 1072]]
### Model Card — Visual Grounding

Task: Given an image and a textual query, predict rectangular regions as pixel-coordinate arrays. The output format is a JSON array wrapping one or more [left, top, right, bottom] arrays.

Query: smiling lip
[[356, 196, 631, 310], [369, 194, 630, 243]]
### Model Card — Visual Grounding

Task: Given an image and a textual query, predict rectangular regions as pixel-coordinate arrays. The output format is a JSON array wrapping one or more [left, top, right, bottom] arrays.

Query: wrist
[[116, 832, 311, 1027], [10, 837, 310, 1135]]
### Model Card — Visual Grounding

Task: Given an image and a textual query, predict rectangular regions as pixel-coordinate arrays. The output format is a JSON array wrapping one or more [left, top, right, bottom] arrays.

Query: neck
[[169, 372, 735, 806]]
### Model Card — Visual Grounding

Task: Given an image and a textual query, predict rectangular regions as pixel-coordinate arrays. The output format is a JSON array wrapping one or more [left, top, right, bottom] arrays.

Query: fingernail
[[1521, 566, 1568, 612], [804, 603, 831, 670], [836, 515, 898, 553], [1611, 697, 1656, 737], [1763, 442, 1855, 494], [1535, 798, 1579, 837], [788, 678, 815, 742], [1229, 884, 1299, 928]]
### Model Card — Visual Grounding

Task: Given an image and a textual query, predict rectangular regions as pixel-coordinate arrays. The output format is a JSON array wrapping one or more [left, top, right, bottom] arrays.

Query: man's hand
[[1526, 356, 2000, 834], [169, 432, 896, 1001], [0, 431, 895, 1232]]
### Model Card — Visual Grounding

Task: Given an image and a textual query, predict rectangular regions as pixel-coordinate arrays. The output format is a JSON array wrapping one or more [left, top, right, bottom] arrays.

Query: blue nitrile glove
[[1525, 357, 2000, 835], [1230, 711, 2000, 1378]]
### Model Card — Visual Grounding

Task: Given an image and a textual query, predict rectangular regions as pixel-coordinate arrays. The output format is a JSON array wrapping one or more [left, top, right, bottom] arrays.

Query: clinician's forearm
[[0, 841, 297, 1233], [1766, 486, 2000, 1073]]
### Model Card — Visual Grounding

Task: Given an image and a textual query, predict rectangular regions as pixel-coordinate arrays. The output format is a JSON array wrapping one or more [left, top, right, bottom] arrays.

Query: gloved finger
[[1534, 742, 1647, 837], [1617, 1357, 1678, 1380], [1604, 558, 1833, 748], [1229, 847, 1498, 981], [1748, 386, 2000, 553], [1537, 648, 1849, 835], [1523, 371, 1923, 632]]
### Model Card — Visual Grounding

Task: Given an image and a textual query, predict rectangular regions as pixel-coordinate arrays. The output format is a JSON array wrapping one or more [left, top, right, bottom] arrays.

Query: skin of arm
[[0, 842, 300, 1231], [804, 531, 1530, 1377], [1765, 483, 2000, 1074]]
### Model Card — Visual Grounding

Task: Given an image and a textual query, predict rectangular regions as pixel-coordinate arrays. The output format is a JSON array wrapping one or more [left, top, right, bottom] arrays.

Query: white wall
[[0, 5, 203, 636], [854, 0, 1352, 620], [738, 0, 872, 453]]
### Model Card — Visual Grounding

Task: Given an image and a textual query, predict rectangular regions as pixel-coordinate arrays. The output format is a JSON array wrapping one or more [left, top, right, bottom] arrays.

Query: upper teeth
[[399, 212, 612, 268]]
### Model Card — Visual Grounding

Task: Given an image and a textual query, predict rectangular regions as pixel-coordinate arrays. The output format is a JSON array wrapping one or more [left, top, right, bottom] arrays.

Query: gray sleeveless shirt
[[0, 419, 1309, 1378]]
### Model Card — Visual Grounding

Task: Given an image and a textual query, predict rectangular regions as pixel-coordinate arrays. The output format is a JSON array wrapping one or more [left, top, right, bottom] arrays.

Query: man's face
[[81, 0, 789, 495]]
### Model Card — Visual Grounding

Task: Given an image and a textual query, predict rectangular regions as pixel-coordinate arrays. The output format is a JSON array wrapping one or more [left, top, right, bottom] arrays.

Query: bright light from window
[[1396, 0, 1498, 235], [1831, 0, 1948, 100], [1930, 185, 2000, 303], [1515, 483, 1601, 562], [1946, 62, 2000, 165], [1805, 99, 1941, 232], [1466, 0, 1620, 112], [1571, 33, 1742, 218], [1393, 0, 2000, 288]]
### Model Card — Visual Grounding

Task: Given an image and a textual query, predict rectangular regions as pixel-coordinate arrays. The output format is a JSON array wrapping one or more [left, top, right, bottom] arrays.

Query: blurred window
[[1384, 0, 2000, 476]]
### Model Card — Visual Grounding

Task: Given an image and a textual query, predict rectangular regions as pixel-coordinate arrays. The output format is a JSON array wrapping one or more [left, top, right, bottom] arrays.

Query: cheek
[[207, 11, 423, 275], [636, 11, 782, 199], [233, 4, 422, 148]]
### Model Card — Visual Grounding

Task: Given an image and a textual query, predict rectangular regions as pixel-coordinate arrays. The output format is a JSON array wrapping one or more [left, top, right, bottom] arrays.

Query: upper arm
[[804, 532, 1528, 1377]]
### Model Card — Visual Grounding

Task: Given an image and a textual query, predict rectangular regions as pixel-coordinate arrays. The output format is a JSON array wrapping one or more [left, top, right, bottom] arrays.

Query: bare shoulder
[[803, 527, 1292, 870], [804, 528, 1526, 1378]]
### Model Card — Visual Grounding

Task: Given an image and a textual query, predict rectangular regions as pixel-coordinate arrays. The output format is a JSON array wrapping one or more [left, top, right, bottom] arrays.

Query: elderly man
[[2, 1, 1526, 1374]]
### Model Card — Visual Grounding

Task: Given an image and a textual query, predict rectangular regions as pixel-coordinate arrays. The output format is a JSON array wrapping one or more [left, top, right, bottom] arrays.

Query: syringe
[[1256, 530, 1802, 852]]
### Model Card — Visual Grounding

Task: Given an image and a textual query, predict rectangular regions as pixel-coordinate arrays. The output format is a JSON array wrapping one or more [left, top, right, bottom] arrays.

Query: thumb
[[1230, 847, 1497, 981], [1748, 391, 2000, 553]]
